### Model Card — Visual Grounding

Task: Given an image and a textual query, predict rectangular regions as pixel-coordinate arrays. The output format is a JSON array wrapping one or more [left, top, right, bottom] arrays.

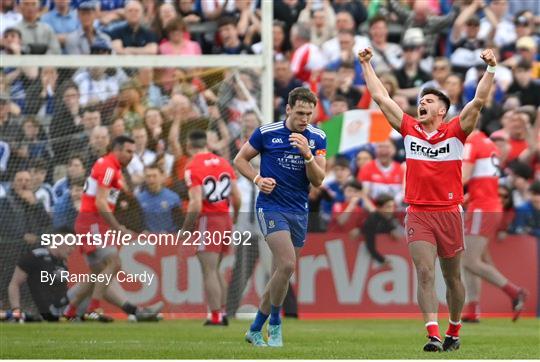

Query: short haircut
[[374, 193, 394, 207], [291, 22, 311, 41], [23, 116, 39, 127], [420, 87, 451, 115], [515, 59, 532, 70], [508, 159, 533, 180], [530, 181, 540, 195], [67, 153, 85, 165], [339, 60, 355, 70], [217, 16, 237, 28], [288, 87, 317, 108], [70, 176, 86, 188], [332, 94, 349, 104], [334, 154, 350, 169], [111, 135, 135, 149], [369, 14, 386, 27], [145, 163, 163, 173], [345, 179, 363, 191], [81, 105, 99, 115], [187, 129, 207, 148], [164, 16, 186, 36], [29, 158, 48, 171]]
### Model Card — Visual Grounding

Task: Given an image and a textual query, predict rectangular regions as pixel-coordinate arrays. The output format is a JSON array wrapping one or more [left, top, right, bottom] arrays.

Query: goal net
[[0, 60, 270, 319]]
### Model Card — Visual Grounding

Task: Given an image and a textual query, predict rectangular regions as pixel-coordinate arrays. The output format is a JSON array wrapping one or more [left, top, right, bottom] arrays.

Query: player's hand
[[256, 177, 276, 194], [289, 133, 311, 159], [358, 48, 373, 63], [480, 48, 497, 67]]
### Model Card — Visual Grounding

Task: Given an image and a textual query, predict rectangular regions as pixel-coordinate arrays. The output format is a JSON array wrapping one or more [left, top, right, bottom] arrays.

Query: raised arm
[[459, 49, 497, 134], [358, 48, 403, 131]]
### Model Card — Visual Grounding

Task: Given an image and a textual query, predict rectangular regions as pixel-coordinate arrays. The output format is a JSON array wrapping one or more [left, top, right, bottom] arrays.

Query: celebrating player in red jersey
[[183, 130, 241, 326], [462, 128, 527, 323], [359, 47, 497, 352]]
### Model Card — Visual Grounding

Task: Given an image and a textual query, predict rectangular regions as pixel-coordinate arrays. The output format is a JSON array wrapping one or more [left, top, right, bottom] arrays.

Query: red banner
[[68, 234, 538, 318]]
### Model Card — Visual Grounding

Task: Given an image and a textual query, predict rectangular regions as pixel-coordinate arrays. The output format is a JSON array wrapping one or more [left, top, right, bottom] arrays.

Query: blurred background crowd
[[0, 0, 539, 257]]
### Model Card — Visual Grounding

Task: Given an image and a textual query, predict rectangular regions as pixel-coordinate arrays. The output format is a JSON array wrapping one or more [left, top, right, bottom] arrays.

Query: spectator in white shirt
[[127, 125, 156, 188]]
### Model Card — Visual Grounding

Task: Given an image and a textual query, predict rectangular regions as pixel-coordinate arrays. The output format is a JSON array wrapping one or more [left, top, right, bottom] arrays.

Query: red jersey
[[80, 153, 123, 213], [507, 138, 528, 162], [185, 152, 236, 214], [401, 114, 468, 206], [463, 131, 502, 212], [359, 160, 404, 200], [328, 201, 367, 232]]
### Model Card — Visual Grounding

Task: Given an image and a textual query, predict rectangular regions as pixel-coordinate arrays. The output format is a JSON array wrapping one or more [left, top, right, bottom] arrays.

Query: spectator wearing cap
[[503, 36, 539, 78], [108, 0, 158, 55], [507, 60, 540, 108], [392, 29, 431, 106], [64, 1, 112, 55], [15, 0, 61, 54], [297, 0, 336, 48], [367, 15, 403, 73], [321, 10, 370, 64], [289, 22, 326, 83], [0, 0, 22, 36], [41, 0, 80, 50], [500, 10, 538, 62], [510, 181, 540, 238], [386, 0, 460, 56], [449, 0, 497, 76], [1, 27, 26, 54], [478, 0, 516, 48], [212, 16, 252, 55]]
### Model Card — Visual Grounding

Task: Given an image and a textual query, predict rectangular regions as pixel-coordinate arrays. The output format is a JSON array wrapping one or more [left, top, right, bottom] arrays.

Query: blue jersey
[[249, 121, 326, 212], [136, 187, 181, 232]]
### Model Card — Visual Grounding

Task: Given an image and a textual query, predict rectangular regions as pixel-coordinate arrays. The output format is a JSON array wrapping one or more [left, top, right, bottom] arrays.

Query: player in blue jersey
[[234, 87, 327, 347]]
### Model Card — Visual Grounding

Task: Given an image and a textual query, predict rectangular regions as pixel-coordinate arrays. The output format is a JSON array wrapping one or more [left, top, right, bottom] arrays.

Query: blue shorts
[[256, 208, 308, 247]]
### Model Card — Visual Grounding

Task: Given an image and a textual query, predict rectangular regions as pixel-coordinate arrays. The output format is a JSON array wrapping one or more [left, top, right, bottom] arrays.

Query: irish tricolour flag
[[319, 110, 394, 158]]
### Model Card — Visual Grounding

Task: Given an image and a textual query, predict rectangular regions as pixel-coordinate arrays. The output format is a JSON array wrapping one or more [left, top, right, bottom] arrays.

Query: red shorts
[[405, 205, 464, 258], [195, 214, 232, 254], [464, 209, 502, 240], [74, 213, 110, 255]]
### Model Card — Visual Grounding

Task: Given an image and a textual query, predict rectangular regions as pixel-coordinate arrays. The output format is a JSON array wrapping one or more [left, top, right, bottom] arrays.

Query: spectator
[[274, 0, 304, 33], [82, 125, 110, 169], [41, 0, 80, 50], [313, 68, 338, 123], [478, 0, 516, 48], [329, 95, 349, 118], [127, 126, 156, 188], [29, 158, 54, 213], [24, 67, 58, 117], [143, 107, 168, 153], [136, 164, 182, 233], [505, 159, 533, 208], [327, 179, 368, 233], [151, 2, 177, 41], [321, 154, 352, 222], [420, 57, 451, 94], [503, 36, 539, 77], [368, 15, 403, 73], [510, 181, 540, 238], [201, 0, 236, 21], [289, 22, 328, 83], [212, 16, 251, 55], [0, 94, 21, 149], [113, 81, 145, 131], [297, 0, 336, 47], [327, 30, 366, 89], [504, 110, 532, 162], [109, 0, 159, 55], [10, 116, 50, 173], [0, 170, 51, 245], [478, 82, 504, 135], [321, 10, 370, 64], [52, 153, 86, 199], [0, 0, 22, 36], [64, 0, 112, 55], [490, 128, 512, 168], [1, 27, 26, 54], [220, 70, 258, 124], [49, 82, 81, 165], [94, 0, 126, 27], [354, 149, 373, 179], [507, 60, 540, 108], [73, 64, 126, 106], [269, 20, 291, 58], [274, 57, 302, 122], [177, 0, 201, 25], [386, 0, 460, 56], [332, 0, 367, 28], [52, 177, 84, 232], [15, 0, 61, 54], [235, 0, 261, 43], [134, 68, 164, 108], [443, 73, 465, 119], [110, 117, 126, 139], [361, 194, 403, 266], [450, 10, 495, 76], [69, 105, 101, 154], [393, 29, 431, 105], [359, 140, 404, 206], [463, 62, 506, 105], [0, 139, 9, 180], [335, 63, 362, 108]]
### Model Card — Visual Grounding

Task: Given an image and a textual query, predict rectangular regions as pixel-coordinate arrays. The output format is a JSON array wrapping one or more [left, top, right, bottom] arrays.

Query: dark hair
[[29, 158, 48, 171], [331, 94, 349, 105], [287, 87, 317, 108], [508, 159, 533, 180], [530, 181, 540, 195], [339, 60, 355, 70], [337, 29, 355, 37], [67, 153, 85, 165], [164, 16, 186, 37], [374, 193, 394, 207], [3, 27, 21, 38], [345, 179, 363, 191], [81, 105, 100, 116], [369, 14, 386, 27], [515, 59, 532, 70], [187, 129, 207, 148], [112, 135, 135, 149], [334, 154, 350, 169], [145, 163, 163, 173], [22, 115, 39, 127], [217, 16, 237, 29], [70, 176, 86, 188], [420, 87, 451, 115]]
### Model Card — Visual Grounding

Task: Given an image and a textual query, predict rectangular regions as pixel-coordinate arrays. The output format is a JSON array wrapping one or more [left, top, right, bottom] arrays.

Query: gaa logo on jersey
[[161, 201, 169, 209], [272, 138, 283, 144]]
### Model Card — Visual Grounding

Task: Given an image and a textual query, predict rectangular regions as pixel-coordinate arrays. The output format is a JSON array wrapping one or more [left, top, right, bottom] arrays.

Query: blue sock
[[269, 305, 281, 325], [249, 310, 269, 332]]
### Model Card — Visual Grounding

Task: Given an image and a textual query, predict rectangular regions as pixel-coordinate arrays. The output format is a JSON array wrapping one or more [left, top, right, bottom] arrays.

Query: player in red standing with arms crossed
[[359, 47, 497, 352], [182, 130, 241, 326], [461, 124, 527, 323]]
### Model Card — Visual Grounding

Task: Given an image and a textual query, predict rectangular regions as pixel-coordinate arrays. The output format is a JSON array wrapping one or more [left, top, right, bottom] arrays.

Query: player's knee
[[278, 260, 296, 277], [105, 254, 122, 273], [416, 264, 435, 286]]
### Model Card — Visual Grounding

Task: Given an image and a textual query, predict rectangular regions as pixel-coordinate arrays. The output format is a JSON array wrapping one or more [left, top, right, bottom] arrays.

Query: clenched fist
[[480, 48, 497, 67], [358, 48, 373, 63]]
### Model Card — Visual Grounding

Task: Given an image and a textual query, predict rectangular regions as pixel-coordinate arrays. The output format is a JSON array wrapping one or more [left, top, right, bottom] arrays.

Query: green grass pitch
[[1, 318, 539, 359]]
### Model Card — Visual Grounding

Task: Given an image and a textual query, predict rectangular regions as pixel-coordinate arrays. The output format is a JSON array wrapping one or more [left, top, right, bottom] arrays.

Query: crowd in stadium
[[0, 0, 539, 316]]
